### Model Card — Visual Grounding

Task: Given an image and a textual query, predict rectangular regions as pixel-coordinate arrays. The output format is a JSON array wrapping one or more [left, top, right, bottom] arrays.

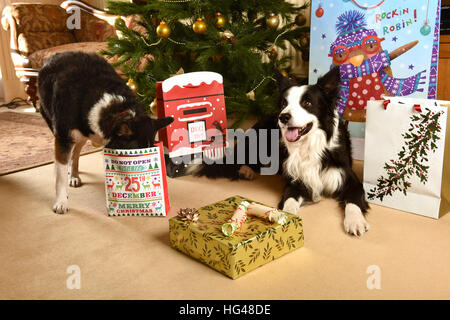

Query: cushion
[[28, 42, 108, 69], [9, 5, 69, 33], [18, 31, 76, 55], [73, 11, 117, 42]]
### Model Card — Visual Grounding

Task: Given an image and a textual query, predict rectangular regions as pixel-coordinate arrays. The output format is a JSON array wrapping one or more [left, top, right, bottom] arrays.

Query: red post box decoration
[[156, 72, 228, 160]]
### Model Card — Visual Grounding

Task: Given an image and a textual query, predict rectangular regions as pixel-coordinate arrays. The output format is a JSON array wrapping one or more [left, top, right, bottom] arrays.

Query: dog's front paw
[[69, 176, 82, 187], [344, 203, 369, 236], [238, 165, 256, 180], [53, 199, 69, 214], [282, 197, 302, 215]]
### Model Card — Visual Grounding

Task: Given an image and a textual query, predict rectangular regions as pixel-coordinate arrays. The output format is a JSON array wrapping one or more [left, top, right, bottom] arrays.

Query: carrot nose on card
[[349, 54, 365, 67]]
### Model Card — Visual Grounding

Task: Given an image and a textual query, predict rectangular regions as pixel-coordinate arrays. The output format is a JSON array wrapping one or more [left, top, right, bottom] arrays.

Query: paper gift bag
[[103, 142, 170, 216], [156, 71, 227, 160], [363, 98, 450, 219]]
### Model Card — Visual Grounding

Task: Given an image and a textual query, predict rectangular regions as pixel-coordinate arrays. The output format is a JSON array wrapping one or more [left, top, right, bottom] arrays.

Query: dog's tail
[[188, 161, 242, 180], [187, 148, 257, 180]]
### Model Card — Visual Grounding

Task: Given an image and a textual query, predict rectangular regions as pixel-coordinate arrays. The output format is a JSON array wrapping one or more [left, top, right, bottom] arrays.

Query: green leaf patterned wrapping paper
[[169, 196, 304, 279]]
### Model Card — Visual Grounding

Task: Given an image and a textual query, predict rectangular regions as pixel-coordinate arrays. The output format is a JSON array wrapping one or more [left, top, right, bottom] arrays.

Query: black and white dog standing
[[193, 67, 370, 236], [38, 52, 173, 214]]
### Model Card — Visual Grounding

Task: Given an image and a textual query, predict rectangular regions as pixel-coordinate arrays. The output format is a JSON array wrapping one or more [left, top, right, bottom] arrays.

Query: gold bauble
[[266, 13, 280, 29], [214, 12, 226, 28], [115, 17, 126, 29], [156, 21, 171, 38], [280, 70, 288, 78], [150, 98, 157, 114], [300, 36, 309, 47], [268, 48, 278, 60], [127, 78, 137, 92], [193, 18, 207, 34], [295, 13, 307, 26]]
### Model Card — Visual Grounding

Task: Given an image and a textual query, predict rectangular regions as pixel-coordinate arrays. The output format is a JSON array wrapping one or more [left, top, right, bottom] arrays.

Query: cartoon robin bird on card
[[329, 10, 426, 122]]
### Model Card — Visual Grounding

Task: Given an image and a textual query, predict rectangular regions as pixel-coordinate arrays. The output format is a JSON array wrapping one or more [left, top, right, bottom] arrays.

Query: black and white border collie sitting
[[38, 52, 173, 214], [192, 67, 370, 236]]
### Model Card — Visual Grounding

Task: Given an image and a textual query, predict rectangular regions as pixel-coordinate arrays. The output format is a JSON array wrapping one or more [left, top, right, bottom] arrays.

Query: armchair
[[1, 0, 118, 110]]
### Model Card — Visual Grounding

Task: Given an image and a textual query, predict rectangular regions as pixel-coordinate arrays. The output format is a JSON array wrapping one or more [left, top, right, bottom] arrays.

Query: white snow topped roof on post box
[[161, 71, 223, 93]]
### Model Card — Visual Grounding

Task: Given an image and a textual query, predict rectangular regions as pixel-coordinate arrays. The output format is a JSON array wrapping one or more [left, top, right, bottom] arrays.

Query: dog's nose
[[278, 113, 291, 125]]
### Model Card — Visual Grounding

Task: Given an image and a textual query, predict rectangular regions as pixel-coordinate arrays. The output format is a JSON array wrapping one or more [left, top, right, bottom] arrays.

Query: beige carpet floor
[[0, 151, 449, 299]]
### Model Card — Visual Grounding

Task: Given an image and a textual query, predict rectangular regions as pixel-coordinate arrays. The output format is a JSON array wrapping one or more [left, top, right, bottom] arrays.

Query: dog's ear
[[316, 66, 341, 97], [274, 69, 296, 93], [147, 116, 174, 145], [152, 116, 174, 132]]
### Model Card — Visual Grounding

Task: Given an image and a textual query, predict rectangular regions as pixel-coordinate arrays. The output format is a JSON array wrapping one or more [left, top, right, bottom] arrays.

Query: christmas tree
[[102, 0, 310, 125]]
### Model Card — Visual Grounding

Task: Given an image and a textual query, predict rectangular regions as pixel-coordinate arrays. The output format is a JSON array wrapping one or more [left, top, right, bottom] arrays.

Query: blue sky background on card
[[309, 0, 440, 100]]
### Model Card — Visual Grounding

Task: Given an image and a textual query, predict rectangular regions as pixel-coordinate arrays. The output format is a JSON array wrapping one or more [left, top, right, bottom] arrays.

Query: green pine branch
[[102, 0, 310, 120], [367, 109, 444, 201]]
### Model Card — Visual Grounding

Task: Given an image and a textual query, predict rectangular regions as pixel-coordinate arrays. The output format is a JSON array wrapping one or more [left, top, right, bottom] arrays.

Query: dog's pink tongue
[[285, 128, 299, 142]]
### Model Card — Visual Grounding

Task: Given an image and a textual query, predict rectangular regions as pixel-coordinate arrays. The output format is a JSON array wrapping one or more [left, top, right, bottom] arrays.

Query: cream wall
[[0, 0, 107, 102]]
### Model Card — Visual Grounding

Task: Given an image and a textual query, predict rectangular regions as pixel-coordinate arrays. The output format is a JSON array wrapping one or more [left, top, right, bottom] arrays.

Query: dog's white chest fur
[[283, 130, 343, 199]]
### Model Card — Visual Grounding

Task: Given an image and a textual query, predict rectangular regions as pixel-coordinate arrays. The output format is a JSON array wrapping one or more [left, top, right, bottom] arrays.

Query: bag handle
[[382, 99, 422, 112]]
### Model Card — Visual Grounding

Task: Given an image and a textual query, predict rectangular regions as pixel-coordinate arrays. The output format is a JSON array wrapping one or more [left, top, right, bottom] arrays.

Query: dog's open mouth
[[285, 122, 313, 142]]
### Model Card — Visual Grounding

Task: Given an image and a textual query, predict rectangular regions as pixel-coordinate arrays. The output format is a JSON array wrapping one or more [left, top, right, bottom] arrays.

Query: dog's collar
[[104, 109, 131, 137]]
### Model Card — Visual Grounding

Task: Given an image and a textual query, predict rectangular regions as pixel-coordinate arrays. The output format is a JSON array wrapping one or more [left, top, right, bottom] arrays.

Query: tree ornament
[[295, 13, 307, 26], [280, 70, 288, 77], [156, 21, 171, 38], [268, 48, 278, 60], [193, 18, 207, 34], [315, 4, 324, 18], [266, 13, 280, 29], [115, 17, 126, 29], [420, 23, 431, 36], [127, 78, 138, 92], [420, 0, 432, 36], [150, 98, 157, 114], [299, 35, 309, 47], [220, 30, 236, 43], [214, 12, 226, 28]]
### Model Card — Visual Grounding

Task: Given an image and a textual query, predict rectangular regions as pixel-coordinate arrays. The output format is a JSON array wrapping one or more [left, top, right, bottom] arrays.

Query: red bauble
[[315, 7, 324, 18]]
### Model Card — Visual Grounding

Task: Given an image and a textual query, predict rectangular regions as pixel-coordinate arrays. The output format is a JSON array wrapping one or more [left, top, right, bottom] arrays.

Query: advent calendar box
[[156, 72, 228, 175], [103, 142, 170, 216]]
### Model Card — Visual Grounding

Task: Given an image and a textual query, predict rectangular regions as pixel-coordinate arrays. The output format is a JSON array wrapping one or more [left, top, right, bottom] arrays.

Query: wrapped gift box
[[169, 196, 304, 279]]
